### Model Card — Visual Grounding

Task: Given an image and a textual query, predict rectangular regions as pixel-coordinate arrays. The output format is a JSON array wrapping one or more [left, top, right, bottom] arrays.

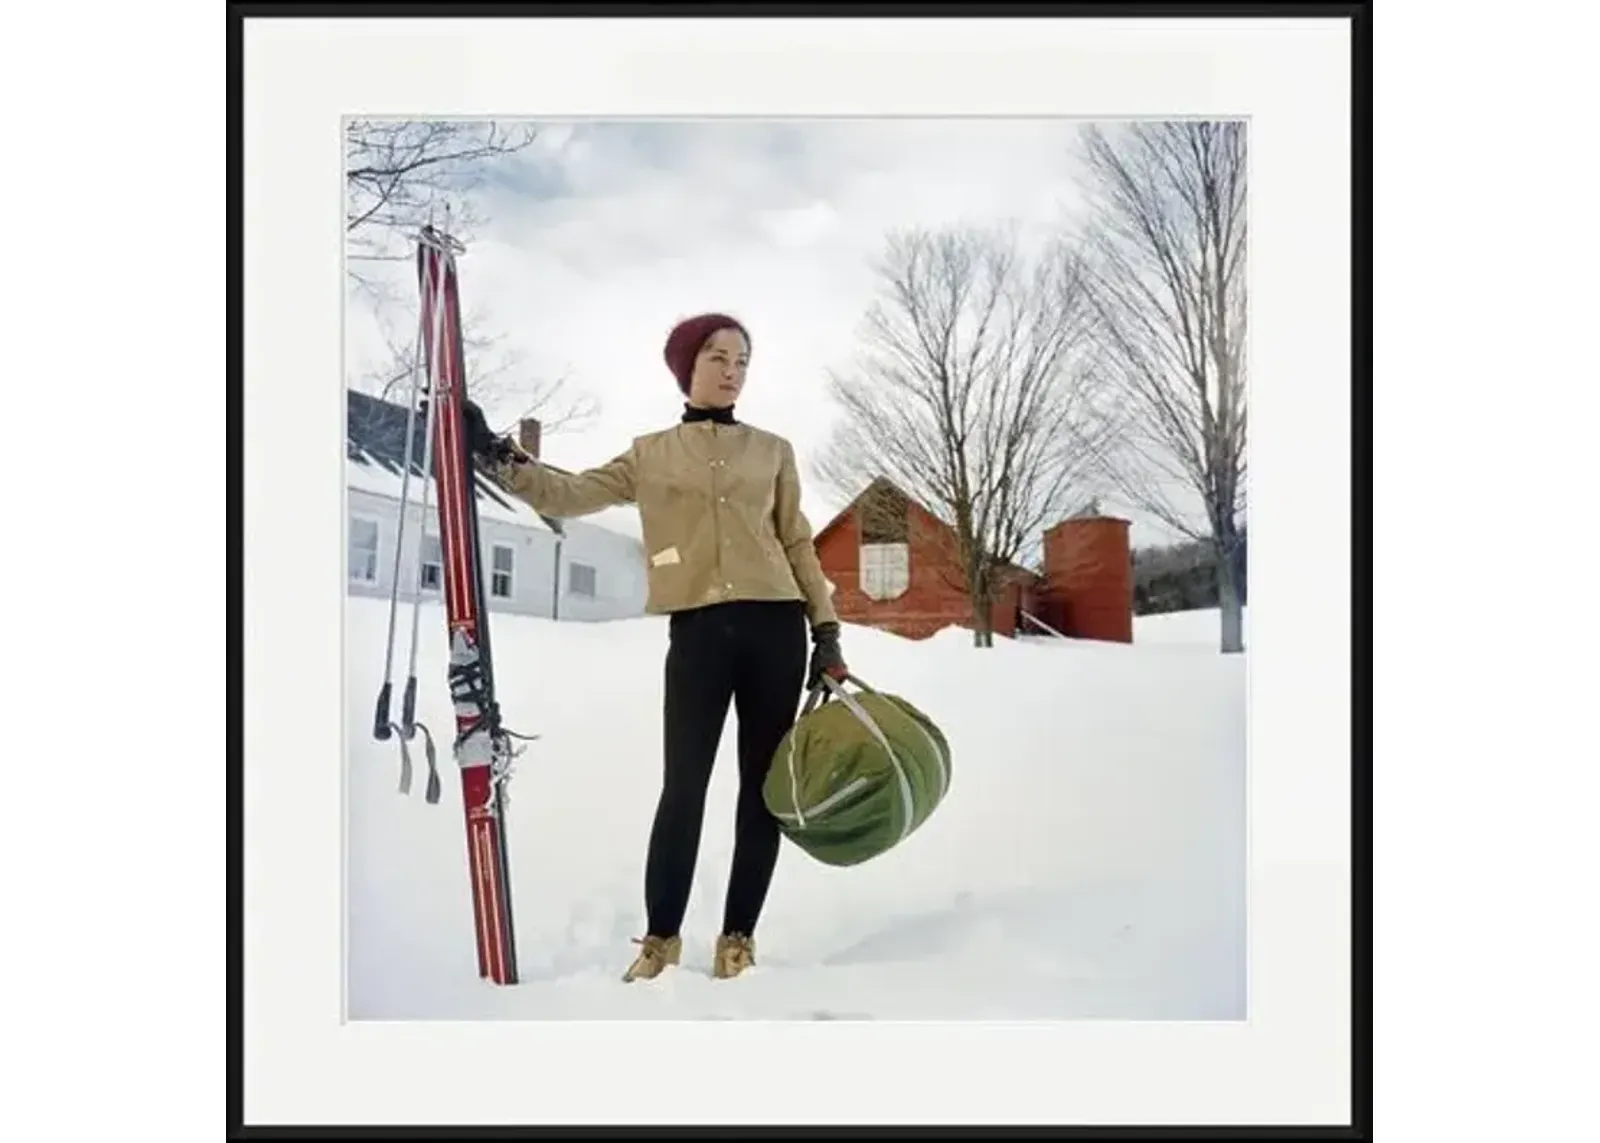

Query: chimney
[[518, 417, 542, 459]]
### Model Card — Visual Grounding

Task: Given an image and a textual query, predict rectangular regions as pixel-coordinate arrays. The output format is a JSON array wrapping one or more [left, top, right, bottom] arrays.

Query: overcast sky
[[346, 118, 1188, 549]]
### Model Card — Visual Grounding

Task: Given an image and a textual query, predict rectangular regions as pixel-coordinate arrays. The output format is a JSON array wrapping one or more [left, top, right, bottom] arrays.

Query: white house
[[345, 389, 648, 622]]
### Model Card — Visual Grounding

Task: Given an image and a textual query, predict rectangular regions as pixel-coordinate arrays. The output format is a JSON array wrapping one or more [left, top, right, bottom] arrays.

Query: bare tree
[[1074, 121, 1249, 653], [814, 224, 1114, 648], [356, 297, 600, 435], [346, 119, 540, 280], [344, 118, 599, 434]]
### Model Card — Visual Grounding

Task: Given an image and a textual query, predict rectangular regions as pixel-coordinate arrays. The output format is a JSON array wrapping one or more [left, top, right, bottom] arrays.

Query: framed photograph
[[237, 5, 1368, 1135]]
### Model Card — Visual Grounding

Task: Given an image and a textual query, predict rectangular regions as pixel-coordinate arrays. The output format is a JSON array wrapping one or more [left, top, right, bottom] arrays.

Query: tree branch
[[1074, 121, 1249, 649], [815, 224, 1117, 646], [343, 118, 600, 437]]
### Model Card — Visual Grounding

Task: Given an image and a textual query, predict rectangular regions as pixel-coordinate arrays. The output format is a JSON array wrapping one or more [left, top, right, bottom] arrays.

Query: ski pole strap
[[396, 728, 413, 795], [420, 724, 440, 804], [390, 722, 440, 804]]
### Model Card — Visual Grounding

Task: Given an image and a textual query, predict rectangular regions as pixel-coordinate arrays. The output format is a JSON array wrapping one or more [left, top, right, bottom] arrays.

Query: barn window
[[859, 482, 909, 544], [858, 482, 911, 601], [860, 543, 909, 600]]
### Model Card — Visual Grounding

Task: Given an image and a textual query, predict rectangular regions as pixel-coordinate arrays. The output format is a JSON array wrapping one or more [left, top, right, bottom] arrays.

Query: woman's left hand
[[807, 622, 848, 689]]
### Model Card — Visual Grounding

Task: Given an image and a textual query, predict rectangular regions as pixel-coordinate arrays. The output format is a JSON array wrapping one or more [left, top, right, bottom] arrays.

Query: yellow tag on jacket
[[489, 420, 839, 628]]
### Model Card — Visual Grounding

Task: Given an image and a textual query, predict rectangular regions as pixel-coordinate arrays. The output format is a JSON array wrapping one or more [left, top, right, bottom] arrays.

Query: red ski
[[412, 223, 521, 985]]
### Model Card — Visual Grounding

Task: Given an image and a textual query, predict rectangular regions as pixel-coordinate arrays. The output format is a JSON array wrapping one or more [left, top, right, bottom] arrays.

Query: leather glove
[[459, 399, 520, 466], [806, 621, 848, 690], [419, 397, 519, 466]]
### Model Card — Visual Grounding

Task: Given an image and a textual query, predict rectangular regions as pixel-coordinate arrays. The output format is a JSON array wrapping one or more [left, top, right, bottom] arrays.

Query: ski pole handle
[[401, 677, 418, 738], [374, 683, 394, 741]]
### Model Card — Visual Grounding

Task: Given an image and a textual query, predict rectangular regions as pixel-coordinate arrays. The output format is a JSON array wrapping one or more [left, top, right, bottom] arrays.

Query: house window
[[860, 542, 910, 601], [568, 562, 597, 598], [418, 533, 442, 591], [349, 516, 379, 584], [490, 544, 514, 599], [858, 482, 911, 601]]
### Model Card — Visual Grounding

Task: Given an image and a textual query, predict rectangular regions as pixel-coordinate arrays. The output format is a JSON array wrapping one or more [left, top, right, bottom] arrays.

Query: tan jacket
[[489, 419, 839, 628]]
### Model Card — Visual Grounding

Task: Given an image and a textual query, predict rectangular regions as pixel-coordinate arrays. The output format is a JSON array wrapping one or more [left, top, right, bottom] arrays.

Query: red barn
[[810, 477, 1132, 644]]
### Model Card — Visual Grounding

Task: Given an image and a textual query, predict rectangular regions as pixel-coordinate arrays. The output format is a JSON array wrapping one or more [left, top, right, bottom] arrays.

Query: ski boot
[[622, 934, 681, 982], [713, 932, 756, 980]]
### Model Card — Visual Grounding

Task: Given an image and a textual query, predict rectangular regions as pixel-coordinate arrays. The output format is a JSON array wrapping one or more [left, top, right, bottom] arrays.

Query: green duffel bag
[[763, 674, 952, 867]]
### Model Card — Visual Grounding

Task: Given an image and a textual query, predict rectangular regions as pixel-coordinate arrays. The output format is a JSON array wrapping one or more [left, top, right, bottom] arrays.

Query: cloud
[[346, 118, 1184, 545]]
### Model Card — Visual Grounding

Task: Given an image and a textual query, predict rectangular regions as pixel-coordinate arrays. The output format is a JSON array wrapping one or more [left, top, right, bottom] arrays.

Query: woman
[[459, 312, 848, 983]]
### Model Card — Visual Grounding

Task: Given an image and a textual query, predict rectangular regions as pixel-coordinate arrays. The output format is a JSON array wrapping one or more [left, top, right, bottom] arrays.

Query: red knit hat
[[663, 312, 750, 394]]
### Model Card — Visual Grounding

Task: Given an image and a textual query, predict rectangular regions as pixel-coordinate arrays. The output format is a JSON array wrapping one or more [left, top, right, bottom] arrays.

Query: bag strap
[[841, 672, 875, 695], [801, 672, 876, 716], [817, 674, 915, 844], [801, 685, 828, 716]]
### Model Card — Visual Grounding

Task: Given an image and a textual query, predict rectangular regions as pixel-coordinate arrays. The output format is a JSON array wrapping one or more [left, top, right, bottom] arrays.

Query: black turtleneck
[[682, 402, 737, 425]]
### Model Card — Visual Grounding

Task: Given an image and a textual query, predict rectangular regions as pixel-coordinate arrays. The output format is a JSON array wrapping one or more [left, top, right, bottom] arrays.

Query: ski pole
[[372, 311, 429, 741], [401, 214, 453, 737]]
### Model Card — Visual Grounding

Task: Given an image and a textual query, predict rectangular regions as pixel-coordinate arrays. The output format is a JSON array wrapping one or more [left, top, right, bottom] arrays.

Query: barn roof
[[813, 475, 1045, 580], [812, 475, 936, 543]]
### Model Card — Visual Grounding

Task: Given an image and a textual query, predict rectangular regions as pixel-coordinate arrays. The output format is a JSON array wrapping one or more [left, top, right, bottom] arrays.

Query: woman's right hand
[[416, 396, 516, 465], [460, 399, 520, 465]]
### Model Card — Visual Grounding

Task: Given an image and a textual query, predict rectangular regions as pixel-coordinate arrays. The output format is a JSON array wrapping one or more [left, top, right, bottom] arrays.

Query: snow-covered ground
[[346, 598, 1246, 1021]]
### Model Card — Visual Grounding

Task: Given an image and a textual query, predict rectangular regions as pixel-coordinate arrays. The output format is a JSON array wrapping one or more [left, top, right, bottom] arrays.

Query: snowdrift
[[345, 600, 1246, 1021]]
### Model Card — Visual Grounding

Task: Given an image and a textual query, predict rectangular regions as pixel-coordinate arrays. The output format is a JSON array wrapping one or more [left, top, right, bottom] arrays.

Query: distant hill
[[1131, 530, 1249, 616]]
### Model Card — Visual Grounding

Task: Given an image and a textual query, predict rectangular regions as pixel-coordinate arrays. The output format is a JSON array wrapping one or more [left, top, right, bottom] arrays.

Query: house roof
[[345, 388, 642, 539]]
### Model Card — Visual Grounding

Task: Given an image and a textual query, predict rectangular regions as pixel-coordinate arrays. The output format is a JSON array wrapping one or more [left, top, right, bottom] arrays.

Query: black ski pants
[[644, 599, 808, 940]]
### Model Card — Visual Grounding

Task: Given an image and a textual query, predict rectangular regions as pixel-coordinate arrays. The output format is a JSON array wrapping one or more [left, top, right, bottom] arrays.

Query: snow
[[347, 601, 1246, 1021], [1123, 604, 1252, 648]]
